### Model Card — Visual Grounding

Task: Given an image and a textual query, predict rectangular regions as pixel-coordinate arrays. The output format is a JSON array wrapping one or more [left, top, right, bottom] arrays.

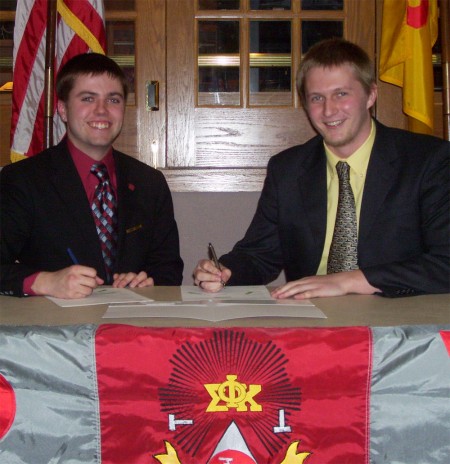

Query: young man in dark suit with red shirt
[[1, 53, 183, 298]]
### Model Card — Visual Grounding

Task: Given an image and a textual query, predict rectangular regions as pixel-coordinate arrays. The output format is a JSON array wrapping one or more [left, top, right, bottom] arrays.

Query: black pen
[[208, 242, 226, 287], [67, 248, 79, 265]]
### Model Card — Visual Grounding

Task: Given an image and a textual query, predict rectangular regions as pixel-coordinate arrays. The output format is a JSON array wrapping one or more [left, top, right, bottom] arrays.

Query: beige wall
[[172, 192, 285, 286]]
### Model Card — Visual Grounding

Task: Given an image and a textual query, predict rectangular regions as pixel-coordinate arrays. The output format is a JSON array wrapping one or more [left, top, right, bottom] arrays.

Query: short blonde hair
[[297, 38, 375, 108]]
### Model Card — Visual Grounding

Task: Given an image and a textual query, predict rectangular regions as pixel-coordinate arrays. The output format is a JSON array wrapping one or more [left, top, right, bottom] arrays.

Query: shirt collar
[[325, 119, 376, 178], [67, 137, 115, 182]]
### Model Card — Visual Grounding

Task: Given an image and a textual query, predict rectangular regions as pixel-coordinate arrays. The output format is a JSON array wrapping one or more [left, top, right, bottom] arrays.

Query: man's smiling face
[[57, 72, 125, 161], [304, 64, 377, 159]]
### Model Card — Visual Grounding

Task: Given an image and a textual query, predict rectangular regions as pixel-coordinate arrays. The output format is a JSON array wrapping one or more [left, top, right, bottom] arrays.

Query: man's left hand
[[112, 271, 154, 288], [271, 270, 379, 299]]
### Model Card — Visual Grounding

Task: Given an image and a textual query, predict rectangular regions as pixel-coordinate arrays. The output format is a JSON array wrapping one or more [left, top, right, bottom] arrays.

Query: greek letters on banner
[[0, 325, 449, 463]]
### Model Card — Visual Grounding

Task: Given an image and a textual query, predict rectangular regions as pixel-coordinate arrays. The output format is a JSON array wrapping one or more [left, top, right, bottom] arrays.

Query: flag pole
[[440, 0, 450, 140], [44, 0, 57, 149]]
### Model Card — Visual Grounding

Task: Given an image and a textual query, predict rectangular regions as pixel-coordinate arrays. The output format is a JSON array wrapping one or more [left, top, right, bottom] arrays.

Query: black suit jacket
[[220, 121, 450, 297], [0, 140, 183, 296]]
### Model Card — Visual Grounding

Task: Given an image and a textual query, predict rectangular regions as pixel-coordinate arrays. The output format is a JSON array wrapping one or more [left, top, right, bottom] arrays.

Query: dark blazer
[[220, 121, 450, 297], [0, 140, 183, 296]]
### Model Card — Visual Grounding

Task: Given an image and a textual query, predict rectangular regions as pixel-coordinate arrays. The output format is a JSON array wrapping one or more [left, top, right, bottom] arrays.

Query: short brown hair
[[297, 38, 375, 108], [56, 53, 129, 102]]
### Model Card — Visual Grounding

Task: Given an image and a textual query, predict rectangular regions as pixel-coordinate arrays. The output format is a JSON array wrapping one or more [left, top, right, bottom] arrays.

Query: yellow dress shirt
[[317, 120, 376, 275]]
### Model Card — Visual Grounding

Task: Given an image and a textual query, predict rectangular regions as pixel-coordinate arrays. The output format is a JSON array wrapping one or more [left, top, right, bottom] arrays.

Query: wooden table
[[1, 286, 449, 327]]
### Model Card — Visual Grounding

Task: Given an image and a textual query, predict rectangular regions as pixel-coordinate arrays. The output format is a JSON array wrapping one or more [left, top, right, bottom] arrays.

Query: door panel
[[166, 0, 375, 191], [106, 0, 166, 168]]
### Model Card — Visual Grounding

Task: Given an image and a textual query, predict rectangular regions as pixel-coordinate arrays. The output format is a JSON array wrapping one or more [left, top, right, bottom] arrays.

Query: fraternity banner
[[0, 325, 449, 464]]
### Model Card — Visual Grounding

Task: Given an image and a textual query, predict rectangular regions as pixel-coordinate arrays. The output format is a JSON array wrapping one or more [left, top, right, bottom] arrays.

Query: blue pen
[[67, 248, 79, 265]]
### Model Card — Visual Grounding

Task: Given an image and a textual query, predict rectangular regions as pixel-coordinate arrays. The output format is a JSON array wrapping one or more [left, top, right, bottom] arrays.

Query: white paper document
[[103, 298, 326, 322], [47, 287, 153, 307], [181, 285, 272, 301]]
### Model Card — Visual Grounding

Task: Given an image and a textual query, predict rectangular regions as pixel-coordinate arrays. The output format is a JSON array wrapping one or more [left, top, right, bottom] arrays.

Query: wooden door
[[105, 0, 166, 168], [164, 0, 375, 191]]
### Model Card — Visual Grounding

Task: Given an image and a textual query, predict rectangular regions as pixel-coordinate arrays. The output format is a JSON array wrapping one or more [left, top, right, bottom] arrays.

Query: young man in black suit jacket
[[1, 53, 183, 298], [193, 39, 449, 298]]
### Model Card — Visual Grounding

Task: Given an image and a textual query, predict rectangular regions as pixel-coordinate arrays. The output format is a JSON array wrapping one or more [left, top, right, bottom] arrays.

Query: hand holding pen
[[193, 243, 231, 292], [28, 248, 104, 299]]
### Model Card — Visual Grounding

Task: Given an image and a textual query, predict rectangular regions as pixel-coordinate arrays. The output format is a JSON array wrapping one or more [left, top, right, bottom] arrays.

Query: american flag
[[10, 0, 106, 162]]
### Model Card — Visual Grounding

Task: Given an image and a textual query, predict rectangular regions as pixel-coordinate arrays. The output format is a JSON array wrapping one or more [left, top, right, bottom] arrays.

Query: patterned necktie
[[91, 163, 118, 282], [327, 161, 358, 274]]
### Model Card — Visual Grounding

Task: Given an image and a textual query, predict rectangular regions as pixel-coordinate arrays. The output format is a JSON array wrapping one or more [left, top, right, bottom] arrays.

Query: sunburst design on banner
[[158, 330, 301, 457]]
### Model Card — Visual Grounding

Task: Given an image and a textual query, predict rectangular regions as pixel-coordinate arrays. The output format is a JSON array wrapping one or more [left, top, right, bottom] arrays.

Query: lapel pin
[[126, 224, 143, 234]]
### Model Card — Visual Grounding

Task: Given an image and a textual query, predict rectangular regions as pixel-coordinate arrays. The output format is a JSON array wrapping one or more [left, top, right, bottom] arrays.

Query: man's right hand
[[32, 265, 104, 299], [193, 259, 231, 293]]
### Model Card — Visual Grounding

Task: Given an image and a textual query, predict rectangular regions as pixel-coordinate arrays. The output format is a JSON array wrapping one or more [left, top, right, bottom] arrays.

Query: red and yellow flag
[[379, 0, 438, 134]]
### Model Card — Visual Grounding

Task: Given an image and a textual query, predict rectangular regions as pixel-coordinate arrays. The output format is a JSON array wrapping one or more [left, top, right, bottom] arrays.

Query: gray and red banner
[[1, 325, 449, 463]]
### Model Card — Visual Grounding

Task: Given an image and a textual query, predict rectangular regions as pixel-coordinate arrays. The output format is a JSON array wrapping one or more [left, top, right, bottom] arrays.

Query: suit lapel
[[297, 142, 328, 250], [113, 152, 134, 258], [48, 144, 103, 262], [359, 124, 400, 239]]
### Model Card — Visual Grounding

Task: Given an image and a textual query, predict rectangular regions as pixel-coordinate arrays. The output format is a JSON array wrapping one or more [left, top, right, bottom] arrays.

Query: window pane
[[198, 0, 240, 10], [0, 1, 16, 10], [198, 67, 239, 105], [107, 21, 135, 55], [104, 0, 135, 10], [301, 0, 343, 10], [198, 21, 240, 106], [250, 0, 291, 10], [250, 21, 291, 54], [199, 21, 239, 54], [301, 20, 343, 54], [106, 21, 135, 98], [104, 1, 135, 103], [250, 21, 291, 105], [0, 21, 14, 85]]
